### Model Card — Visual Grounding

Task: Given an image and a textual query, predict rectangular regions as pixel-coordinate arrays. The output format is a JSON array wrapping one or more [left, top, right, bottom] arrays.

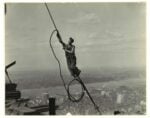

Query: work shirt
[[63, 44, 76, 67], [64, 44, 75, 58]]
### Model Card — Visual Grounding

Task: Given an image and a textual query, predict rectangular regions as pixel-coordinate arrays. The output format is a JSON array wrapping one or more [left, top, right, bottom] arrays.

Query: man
[[56, 31, 81, 77]]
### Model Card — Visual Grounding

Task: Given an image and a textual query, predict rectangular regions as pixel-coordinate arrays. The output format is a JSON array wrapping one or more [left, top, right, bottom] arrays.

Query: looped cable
[[67, 78, 85, 102]]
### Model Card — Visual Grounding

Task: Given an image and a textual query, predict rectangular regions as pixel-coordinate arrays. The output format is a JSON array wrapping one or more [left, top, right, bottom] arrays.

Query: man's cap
[[69, 37, 74, 42]]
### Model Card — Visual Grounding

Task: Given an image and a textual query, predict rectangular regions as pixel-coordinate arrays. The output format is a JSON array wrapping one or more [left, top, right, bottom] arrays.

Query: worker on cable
[[56, 31, 81, 78]]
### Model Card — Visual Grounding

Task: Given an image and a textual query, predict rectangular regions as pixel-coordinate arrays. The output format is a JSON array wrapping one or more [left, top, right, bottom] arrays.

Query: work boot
[[78, 69, 81, 75], [71, 68, 81, 77], [76, 69, 81, 76]]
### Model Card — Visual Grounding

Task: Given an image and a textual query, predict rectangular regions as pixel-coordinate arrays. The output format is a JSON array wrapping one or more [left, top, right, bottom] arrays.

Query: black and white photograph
[[5, 2, 146, 115]]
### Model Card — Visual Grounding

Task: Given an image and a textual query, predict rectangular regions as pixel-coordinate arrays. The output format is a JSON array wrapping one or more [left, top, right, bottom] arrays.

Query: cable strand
[[49, 30, 67, 91], [45, 3, 57, 30]]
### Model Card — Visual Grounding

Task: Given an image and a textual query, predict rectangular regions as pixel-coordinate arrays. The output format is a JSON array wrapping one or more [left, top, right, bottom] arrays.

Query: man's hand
[[56, 31, 66, 47], [56, 31, 61, 39]]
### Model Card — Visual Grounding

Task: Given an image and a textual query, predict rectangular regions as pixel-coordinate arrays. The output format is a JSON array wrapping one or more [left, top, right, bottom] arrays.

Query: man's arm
[[56, 31, 66, 47], [64, 46, 75, 53]]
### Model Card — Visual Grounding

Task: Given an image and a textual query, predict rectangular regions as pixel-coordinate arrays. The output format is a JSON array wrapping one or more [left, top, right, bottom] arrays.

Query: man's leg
[[67, 57, 81, 77], [71, 59, 81, 77], [74, 67, 81, 77]]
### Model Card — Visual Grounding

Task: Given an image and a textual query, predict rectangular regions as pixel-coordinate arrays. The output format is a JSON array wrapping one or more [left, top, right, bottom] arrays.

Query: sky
[[5, 3, 146, 72]]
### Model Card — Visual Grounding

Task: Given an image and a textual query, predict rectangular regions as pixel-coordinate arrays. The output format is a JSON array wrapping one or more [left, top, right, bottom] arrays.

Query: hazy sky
[[5, 3, 146, 71]]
